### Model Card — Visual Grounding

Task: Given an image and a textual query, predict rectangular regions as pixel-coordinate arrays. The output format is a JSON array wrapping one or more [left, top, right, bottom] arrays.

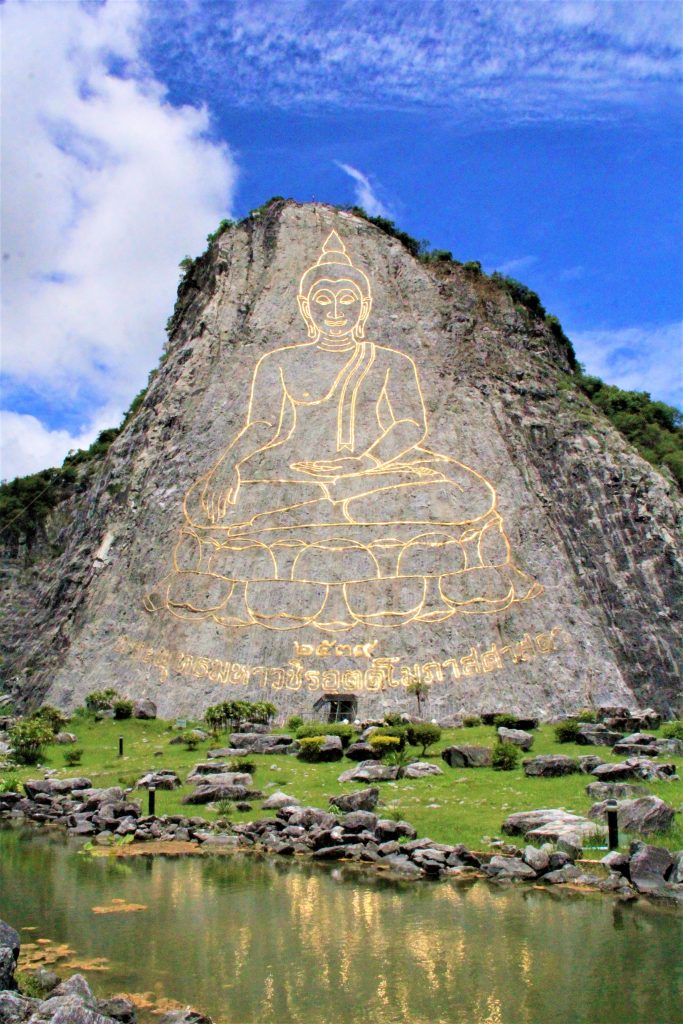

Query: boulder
[[585, 781, 649, 801], [486, 855, 537, 879], [576, 724, 623, 747], [345, 741, 378, 761], [502, 808, 588, 836], [629, 842, 673, 893], [590, 761, 639, 782], [337, 761, 399, 783], [540, 864, 583, 884], [133, 698, 157, 719], [340, 810, 378, 832], [24, 777, 92, 799], [54, 732, 78, 744], [0, 991, 36, 1022], [297, 735, 343, 762], [286, 806, 337, 830], [229, 733, 293, 754], [522, 755, 580, 777], [375, 819, 417, 841], [669, 850, 683, 885], [97, 995, 137, 1022], [497, 727, 533, 751], [158, 1011, 214, 1024], [261, 791, 301, 810], [522, 846, 549, 872], [601, 850, 630, 876], [578, 755, 604, 774], [329, 786, 379, 812], [185, 763, 229, 782], [0, 919, 19, 989], [403, 761, 443, 778], [181, 784, 251, 804], [588, 796, 675, 836], [655, 737, 683, 756], [136, 770, 180, 790], [526, 818, 605, 851], [441, 745, 492, 768]]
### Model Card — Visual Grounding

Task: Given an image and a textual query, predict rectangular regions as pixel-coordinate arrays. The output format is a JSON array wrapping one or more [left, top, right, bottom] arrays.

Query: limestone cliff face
[[1, 201, 681, 718]]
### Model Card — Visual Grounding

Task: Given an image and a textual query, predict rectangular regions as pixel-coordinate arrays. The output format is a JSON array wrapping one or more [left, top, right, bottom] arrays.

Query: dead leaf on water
[[62, 957, 110, 972], [92, 899, 147, 914]]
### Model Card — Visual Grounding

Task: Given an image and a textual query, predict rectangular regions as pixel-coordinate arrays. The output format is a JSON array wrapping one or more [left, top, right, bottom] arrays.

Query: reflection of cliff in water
[[146, 231, 542, 633]]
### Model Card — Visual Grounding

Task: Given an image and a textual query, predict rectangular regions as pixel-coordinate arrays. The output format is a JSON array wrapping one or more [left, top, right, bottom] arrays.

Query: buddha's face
[[298, 277, 371, 342]]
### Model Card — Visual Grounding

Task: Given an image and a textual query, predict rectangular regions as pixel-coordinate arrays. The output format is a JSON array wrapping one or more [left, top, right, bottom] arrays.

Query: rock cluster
[[0, 929, 216, 1023]]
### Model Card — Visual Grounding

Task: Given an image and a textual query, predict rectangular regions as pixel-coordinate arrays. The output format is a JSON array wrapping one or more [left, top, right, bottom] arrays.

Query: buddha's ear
[[297, 294, 317, 339], [356, 297, 372, 339]]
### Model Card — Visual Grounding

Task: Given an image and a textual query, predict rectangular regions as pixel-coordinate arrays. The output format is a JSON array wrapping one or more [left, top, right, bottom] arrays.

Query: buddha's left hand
[[293, 455, 379, 478]]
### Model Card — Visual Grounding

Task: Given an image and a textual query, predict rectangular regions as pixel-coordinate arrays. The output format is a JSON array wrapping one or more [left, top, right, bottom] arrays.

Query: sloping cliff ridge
[[1, 201, 681, 717]]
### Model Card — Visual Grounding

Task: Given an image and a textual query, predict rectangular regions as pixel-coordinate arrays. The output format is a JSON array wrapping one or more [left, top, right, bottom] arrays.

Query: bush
[[113, 699, 134, 720], [576, 709, 597, 723], [29, 705, 67, 734], [662, 721, 683, 740], [85, 689, 119, 712], [492, 742, 521, 771], [406, 722, 442, 755], [296, 723, 356, 748], [384, 713, 405, 727], [493, 714, 517, 729], [369, 725, 407, 750], [369, 735, 401, 758], [64, 748, 83, 767], [181, 731, 200, 751], [554, 720, 581, 744], [9, 719, 54, 765], [215, 799, 233, 817], [463, 715, 481, 728], [286, 715, 304, 732], [227, 759, 256, 776], [0, 772, 20, 793], [297, 736, 328, 762]]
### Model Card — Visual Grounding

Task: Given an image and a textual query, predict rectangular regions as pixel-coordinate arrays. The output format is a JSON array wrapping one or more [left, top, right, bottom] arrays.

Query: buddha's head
[[298, 231, 372, 342]]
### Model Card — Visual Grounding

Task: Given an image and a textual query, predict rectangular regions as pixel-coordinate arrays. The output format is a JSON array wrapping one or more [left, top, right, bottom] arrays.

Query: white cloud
[[0, 0, 238, 480], [0, 409, 119, 483], [571, 321, 683, 407], [491, 255, 538, 277], [335, 162, 391, 218]]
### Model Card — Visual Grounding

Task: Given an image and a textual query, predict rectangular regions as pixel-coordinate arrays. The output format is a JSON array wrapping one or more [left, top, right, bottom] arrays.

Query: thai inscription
[[144, 230, 543, 633], [114, 626, 570, 692]]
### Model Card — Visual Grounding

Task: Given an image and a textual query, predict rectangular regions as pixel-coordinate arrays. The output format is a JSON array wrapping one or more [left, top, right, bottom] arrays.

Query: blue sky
[[1, 0, 681, 479]]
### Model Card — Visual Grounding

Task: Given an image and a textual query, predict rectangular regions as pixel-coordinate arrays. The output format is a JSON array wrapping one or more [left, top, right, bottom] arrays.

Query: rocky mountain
[[1, 200, 681, 719]]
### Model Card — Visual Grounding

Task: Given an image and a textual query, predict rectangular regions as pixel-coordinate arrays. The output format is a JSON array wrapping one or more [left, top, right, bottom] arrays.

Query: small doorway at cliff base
[[313, 695, 358, 723]]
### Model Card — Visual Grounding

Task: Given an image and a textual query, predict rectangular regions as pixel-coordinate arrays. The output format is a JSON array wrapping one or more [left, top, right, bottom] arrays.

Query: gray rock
[[337, 761, 399, 783], [629, 842, 673, 893], [133, 699, 157, 719], [312, 845, 349, 860], [23, 777, 92, 799], [497, 727, 533, 751], [402, 761, 443, 778], [585, 781, 649, 800], [229, 733, 293, 754], [522, 846, 549, 872], [0, 991, 36, 1023], [50, 974, 96, 1005], [96, 996, 137, 1022], [345, 742, 378, 761], [578, 755, 604, 773], [441, 745, 492, 768], [654, 737, 683, 756], [487, 855, 537, 879], [601, 850, 630, 876], [329, 787, 379, 812], [261, 791, 301, 809], [286, 806, 337, 830], [136, 770, 180, 790], [590, 761, 639, 782], [541, 864, 583, 884], [502, 808, 587, 837], [186, 763, 229, 780], [54, 732, 78, 744], [341, 810, 378, 832], [669, 850, 683, 885], [0, 919, 20, 990], [588, 795, 675, 836], [375, 819, 417, 841], [181, 784, 250, 804], [522, 755, 580, 777], [381, 855, 423, 878], [158, 1012, 213, 1024], [576, 724, 623, 747], [297, 735, 343, 762]]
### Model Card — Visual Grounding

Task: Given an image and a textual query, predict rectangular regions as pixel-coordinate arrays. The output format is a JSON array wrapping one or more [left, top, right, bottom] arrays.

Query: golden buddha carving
[[145, 231, 542, 631]]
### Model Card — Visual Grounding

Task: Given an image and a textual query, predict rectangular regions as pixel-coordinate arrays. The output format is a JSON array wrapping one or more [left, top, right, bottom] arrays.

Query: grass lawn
[[2, 717, 681, 858]]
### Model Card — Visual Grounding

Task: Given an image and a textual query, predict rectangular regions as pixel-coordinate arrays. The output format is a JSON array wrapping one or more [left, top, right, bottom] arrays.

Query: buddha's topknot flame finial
[[317, 230, 352, 267]]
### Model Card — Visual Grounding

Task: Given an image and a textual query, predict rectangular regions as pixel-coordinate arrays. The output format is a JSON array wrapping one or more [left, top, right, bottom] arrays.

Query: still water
[[1, 826, 681, 1024]]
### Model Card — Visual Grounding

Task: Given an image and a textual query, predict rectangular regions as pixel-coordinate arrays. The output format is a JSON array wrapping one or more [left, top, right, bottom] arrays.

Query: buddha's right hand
[[201, 467, 241, 523]]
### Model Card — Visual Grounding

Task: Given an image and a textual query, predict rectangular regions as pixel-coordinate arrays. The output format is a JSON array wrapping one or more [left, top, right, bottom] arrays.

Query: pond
[[0, 826, 681, 1024]]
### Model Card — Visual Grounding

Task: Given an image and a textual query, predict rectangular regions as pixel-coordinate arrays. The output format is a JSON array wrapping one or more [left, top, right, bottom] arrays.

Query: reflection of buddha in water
[[145, 231, 542, 631]]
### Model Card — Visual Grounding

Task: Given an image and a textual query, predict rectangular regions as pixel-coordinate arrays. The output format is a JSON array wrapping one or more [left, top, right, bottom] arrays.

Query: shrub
[[406, 722, 442, 755], [383, 713, 405, 727], [227, 759, 256, 776], [463, 715, 481, 728], [181, 731, 200, 751], [296, 723, 355, 748], [9, 719, 54, 765], [369, 725, 407, 750], [0, 772, 20, 793], [369, 735, 401, 758], [215, 799, 233, 817], [492, 742, 521, 771], [113, 699, 134, 720], [29, 705, 67, 734], [85, 689, 119, 712], [576, 708, 597, 723], [286, 715, 304, 732], [554, 720, 581, 744], [297, 736, 328, 762], [64, 748, 83, 767], [662, 721, 683, 740], [493, 714, 517, 729]]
